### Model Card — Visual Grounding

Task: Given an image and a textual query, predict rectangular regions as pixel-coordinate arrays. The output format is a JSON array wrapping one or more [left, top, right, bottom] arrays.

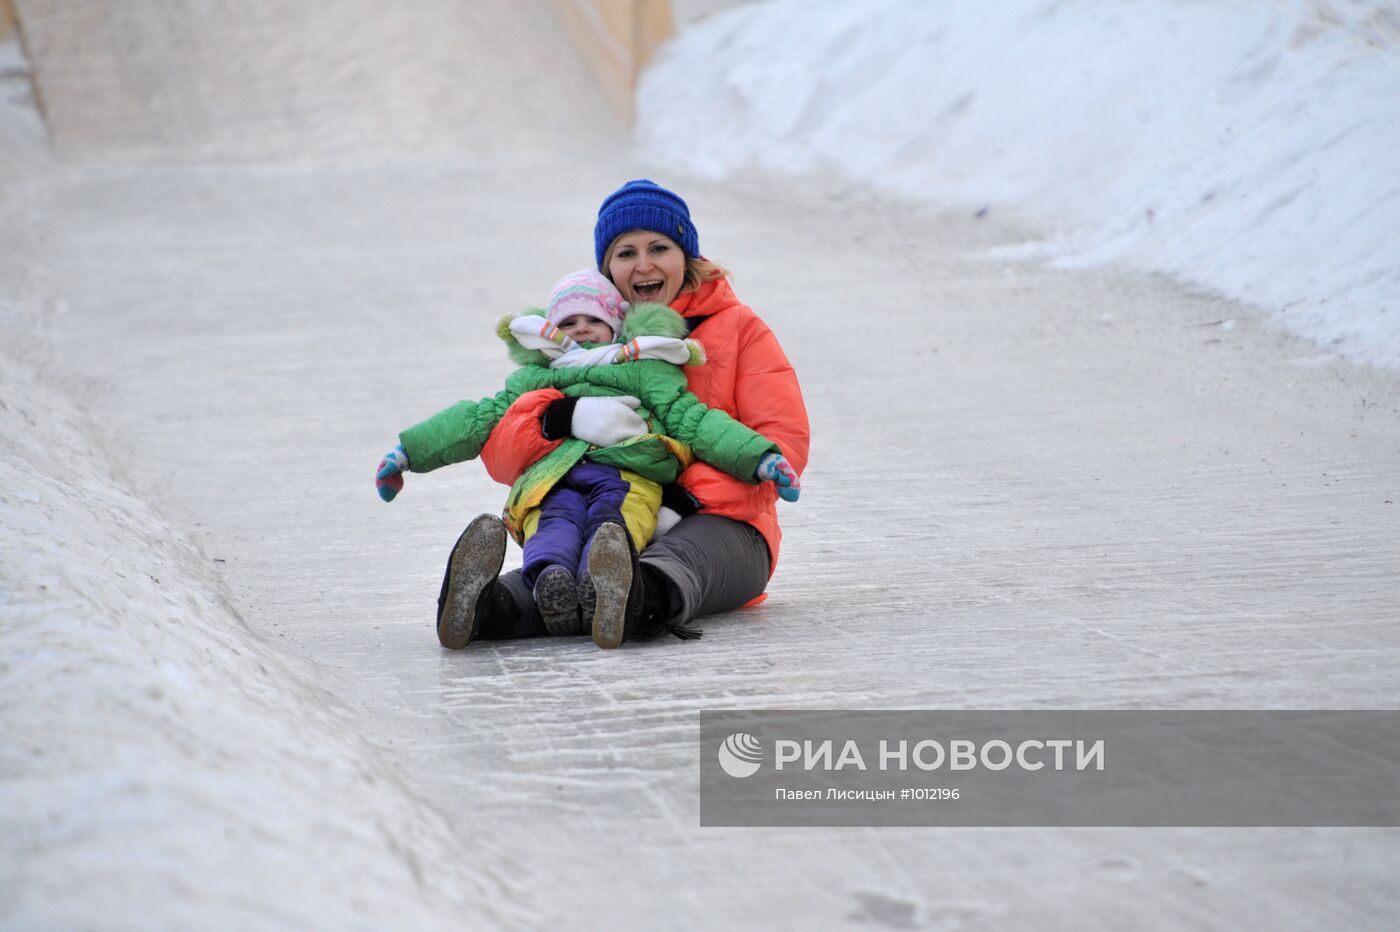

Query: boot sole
[[437, 514, 507, 650], [586, 523, 632, 649], [535, 567, 581, 636]]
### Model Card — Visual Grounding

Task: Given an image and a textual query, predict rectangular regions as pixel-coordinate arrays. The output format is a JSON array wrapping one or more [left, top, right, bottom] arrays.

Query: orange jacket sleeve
[[677, 314, 810, 515], [478, 387, 566, 486], [731, 316, 810, 474]]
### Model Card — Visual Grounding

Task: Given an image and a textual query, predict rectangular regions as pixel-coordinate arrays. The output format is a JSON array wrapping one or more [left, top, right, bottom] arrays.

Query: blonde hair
[[682, 256, 729, 293], [601, 231, 729, 298]]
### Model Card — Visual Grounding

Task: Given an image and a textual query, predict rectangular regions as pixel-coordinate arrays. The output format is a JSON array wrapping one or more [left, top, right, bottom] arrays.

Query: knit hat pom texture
[[546, 269, 629, 339], [594, 179, 700, 270]]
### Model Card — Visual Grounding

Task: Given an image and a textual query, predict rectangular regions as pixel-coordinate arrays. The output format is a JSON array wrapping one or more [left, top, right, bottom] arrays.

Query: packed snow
[[3, 3, 1399, 929], [0, 343, 530, 928], [638, 0, 1400, 368]]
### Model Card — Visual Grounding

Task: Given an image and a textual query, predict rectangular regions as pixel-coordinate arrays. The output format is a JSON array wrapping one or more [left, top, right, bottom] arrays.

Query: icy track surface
[[6, 161, 1400, 930], [3, 3, 1400, 930], [639, 0, 1400, 368], [0, 340, 530, 928]]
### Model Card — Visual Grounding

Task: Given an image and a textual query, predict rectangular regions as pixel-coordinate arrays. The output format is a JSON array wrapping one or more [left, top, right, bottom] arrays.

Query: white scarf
[[508, 315, 694, 368]]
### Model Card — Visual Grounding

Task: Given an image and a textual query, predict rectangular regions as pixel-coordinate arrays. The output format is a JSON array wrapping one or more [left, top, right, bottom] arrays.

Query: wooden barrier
[[1, 0, 17, 43], [548, 0, 674, 123]]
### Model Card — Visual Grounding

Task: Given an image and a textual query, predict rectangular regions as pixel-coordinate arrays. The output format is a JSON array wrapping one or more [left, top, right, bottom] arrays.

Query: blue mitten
[[755, 452, 801, 502], [376, 444, 410, 502]]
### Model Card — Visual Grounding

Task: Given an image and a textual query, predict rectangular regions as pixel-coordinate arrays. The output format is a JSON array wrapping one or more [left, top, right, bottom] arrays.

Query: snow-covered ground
[[3, 3, 1399, 929], [0, 339, 530, 928], [640, 0, 1400, 368]]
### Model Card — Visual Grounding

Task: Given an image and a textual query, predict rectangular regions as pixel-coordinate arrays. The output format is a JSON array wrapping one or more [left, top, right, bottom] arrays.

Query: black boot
[[533, 564, 581, 636], [436, 513, 508, 649], [628, 563, 701, 642]]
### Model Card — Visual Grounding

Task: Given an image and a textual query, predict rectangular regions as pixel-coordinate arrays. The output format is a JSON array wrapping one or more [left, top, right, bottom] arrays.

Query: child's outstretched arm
[[648, 383, 801, 502], [374, 385, 519, 501]]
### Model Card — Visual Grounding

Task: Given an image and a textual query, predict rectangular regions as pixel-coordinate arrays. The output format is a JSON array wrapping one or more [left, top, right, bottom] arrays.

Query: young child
[[376, 270, 800, 647]]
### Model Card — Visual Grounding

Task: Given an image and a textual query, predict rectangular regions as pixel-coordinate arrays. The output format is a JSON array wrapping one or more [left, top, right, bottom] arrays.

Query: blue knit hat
[[594, 179, 701, 270]]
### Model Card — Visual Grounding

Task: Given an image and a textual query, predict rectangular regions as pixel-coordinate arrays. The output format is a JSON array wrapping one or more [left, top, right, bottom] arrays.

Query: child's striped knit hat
[[546, 270, 629, 339]]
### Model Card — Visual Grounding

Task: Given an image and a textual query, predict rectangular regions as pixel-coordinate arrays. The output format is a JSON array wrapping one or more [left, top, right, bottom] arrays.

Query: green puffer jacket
[[398, 303, 779, 541]]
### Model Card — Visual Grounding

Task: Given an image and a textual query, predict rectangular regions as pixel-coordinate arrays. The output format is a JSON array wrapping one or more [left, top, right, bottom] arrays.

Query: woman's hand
[[375, 444, 410, 501], [755, 452, 801, 502], [570, 395, 649, 447]]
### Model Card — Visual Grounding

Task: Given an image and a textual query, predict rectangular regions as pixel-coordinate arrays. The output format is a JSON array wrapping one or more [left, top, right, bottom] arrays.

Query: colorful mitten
[[376, 444, 410, 502], [755, 452, 801, 502]]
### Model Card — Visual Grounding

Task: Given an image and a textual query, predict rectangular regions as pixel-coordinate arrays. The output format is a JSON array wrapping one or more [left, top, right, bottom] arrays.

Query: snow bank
[[0, 332, 526, 927], [638, 0, 1400, 368]]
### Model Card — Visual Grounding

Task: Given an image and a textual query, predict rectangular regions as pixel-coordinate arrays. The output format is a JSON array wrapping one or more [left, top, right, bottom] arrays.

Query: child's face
[[557, 314, 615, 345]]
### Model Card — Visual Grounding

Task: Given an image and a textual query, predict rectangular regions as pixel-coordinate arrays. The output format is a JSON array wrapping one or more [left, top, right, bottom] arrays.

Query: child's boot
[[581, 522, 634, 649], [533, 564, 581, 636], [580, 552, 698, 645]]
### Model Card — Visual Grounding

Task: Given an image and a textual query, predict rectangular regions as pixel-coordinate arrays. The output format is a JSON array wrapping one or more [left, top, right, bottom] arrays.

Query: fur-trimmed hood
[[497, 302, 703, 368]]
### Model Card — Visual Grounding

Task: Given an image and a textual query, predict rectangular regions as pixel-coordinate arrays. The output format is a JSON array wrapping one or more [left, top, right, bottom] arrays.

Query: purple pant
[[521, 462, 631, 588]]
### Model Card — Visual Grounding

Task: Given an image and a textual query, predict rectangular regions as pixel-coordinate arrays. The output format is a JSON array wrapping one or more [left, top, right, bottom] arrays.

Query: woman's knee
[[641, 515, 769, 619]]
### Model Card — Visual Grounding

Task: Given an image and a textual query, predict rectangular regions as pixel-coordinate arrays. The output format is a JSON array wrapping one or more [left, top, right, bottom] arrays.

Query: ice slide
[[4, 2, 1399, 929]]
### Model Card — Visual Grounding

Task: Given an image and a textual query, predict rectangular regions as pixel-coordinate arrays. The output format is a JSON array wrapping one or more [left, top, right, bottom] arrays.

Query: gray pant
[[489, 514, 770, 639]]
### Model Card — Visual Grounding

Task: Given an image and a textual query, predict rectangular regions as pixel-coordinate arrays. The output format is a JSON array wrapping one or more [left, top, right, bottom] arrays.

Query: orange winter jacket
[[480, 276, 810, 574]]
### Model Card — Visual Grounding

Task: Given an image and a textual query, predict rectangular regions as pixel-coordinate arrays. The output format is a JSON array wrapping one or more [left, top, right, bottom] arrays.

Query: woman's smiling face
[[605, 231, 687, 306]]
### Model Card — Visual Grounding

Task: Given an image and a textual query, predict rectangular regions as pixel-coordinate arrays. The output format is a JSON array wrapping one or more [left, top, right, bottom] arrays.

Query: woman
[[439, 179, 810, 647]]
